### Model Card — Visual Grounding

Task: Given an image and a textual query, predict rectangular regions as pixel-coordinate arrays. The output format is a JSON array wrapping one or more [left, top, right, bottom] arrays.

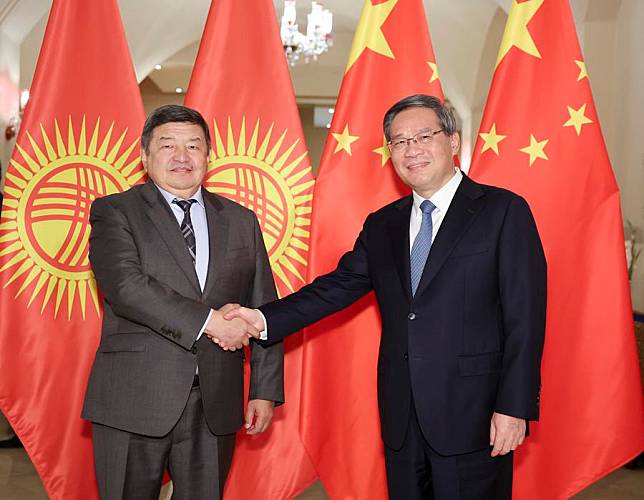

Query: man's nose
[[174, 146, 189, 161], [404, 140, 423, 156]]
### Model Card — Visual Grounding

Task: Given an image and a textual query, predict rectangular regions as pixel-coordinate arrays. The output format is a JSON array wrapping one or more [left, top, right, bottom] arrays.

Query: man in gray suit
[[82, 105, 284, 500]]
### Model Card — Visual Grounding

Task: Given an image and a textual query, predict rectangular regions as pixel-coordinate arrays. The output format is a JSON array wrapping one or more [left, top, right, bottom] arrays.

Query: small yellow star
[[372, 135, 391, 166], [496, 0, 544, 67], [332, 124, 360, 156], [479, 123, 507, 155], [575, 60, 588, 81], [563, 104, 593, 135], [520, 134, 549, 166], [427, 61, 440, 83], [346, 0, 398, 73]]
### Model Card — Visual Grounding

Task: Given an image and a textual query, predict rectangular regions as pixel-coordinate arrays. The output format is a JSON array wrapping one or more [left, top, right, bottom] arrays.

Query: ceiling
[[2, 0, 507, 97]]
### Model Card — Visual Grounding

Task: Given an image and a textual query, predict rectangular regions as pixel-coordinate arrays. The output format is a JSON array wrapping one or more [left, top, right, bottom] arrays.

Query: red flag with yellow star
[[300, 0, 444, 497], [0, 0, 145, 498], [184, 0, 317, 498], [470, 0, 644, 498]]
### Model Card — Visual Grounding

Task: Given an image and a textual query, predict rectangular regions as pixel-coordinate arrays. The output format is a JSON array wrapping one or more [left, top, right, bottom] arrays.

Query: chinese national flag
[[469, 0, 644, 498], [300, 0, 443, 497], [184, 0, 317, 498], [0, 0, 145, 498]]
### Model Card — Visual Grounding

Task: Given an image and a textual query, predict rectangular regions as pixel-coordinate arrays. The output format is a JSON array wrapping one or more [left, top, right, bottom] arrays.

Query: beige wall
[[580, 0, 644, 310], [140, 77, 184, 115], [611, 0, 644, 310], [0, 32, 20, 189], [297, 105, 330, 175]]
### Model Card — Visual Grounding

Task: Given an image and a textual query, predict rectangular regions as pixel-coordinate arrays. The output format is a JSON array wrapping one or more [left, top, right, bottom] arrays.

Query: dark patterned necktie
[[410, 200, 435, 296], [173, 199, 198, 264]]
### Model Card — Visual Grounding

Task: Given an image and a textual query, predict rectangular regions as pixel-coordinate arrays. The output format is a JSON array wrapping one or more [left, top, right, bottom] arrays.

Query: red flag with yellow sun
[[300, 0, 444, 498], [0, 0, 145, 498], [469, 0, 644, 498], [184, 0, 317, 498]]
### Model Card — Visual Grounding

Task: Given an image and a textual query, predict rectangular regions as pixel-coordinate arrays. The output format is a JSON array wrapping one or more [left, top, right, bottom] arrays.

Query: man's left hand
[[245, 399, 275, 435], [490, 412, 526, 456]]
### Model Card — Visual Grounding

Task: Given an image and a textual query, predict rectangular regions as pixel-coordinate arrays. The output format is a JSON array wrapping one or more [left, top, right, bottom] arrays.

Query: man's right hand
[[223, 306, 265, 332], [204, 308, 260, 351]]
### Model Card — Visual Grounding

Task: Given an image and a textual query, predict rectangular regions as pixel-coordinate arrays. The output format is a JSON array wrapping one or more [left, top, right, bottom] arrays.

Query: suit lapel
[[388, 196, 413, 303], [415, 175, 485, 297], [202, 189, 229, 298], [140, 181, 201, 295]]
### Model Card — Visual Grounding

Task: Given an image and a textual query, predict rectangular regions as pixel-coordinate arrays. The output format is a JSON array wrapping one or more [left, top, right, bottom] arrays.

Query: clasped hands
[[204, 304, 264, 351]]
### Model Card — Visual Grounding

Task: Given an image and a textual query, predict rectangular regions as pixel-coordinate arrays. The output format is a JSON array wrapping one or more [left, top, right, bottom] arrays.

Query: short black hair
[[383, 94, 457, 141], [141, 104, 211, 153]]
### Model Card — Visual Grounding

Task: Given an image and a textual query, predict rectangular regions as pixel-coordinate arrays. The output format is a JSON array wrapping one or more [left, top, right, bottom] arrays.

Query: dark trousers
[[92, 386, 235, 500], [384, 404, 513, 500]]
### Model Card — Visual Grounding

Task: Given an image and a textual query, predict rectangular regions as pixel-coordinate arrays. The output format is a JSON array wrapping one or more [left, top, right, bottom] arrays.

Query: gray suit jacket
[[82, 180, 283, 436]]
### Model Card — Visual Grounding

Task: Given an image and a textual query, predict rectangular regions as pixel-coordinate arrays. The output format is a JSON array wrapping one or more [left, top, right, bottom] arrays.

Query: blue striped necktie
[[410, 200, 435, 296], [173, 199, 197, 264]]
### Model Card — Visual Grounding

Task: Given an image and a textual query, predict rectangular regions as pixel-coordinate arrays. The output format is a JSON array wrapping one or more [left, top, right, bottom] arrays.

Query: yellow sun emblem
[[205, 117, 314, 296], [0, 116, 145, 319]]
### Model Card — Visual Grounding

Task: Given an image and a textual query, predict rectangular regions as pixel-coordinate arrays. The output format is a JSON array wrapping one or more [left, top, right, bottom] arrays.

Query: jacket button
[[408, 312, 416, 320], [191, 346, 197, 354], [404, 353, 409, 360]]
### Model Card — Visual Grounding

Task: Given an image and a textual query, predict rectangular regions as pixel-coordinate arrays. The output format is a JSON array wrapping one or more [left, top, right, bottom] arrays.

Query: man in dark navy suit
[[226, 95, 547, 499]]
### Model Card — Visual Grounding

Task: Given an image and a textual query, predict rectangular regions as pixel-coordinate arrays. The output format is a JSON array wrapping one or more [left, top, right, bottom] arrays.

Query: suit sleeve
[[495, 195, 547, 421], [259, 216, 374, 343], [89, 196, 211, 351], [247, 214, 285, 404]]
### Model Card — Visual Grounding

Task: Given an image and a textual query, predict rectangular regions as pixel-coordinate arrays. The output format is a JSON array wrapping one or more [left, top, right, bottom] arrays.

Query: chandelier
[[280, 1, 333, 66]]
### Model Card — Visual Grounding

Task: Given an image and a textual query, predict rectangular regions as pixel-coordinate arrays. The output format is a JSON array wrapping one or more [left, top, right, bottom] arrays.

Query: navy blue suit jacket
[[261, 174, 546, 455]]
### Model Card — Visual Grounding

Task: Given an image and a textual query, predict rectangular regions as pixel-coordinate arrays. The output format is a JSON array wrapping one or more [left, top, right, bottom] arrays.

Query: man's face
[[388, 107, 460, 198], [141, 122, 209, 199]]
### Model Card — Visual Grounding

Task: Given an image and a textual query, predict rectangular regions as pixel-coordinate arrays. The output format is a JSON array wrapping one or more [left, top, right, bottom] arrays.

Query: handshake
[[203, 304, 265, 351]]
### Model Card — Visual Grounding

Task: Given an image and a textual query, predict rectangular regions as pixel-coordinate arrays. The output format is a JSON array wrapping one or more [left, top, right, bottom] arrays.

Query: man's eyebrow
[[390, 127, 432, 139], [156, 136, 203, 142]]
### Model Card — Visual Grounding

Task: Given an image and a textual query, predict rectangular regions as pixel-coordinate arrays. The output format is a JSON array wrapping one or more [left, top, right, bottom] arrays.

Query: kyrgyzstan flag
[[300, 0, 444, 497], [184, 0, 317, 498], [469, 0, 644, 498], [0, 0, 145, 498]]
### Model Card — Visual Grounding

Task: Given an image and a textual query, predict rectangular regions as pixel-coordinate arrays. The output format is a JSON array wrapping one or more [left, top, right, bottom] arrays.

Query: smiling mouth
[[406, 162, 430, 169]]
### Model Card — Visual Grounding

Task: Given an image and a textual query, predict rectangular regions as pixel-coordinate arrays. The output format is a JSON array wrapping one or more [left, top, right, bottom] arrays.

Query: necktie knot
[[419, 199, 435, 216], [173, 198, 197, 213]]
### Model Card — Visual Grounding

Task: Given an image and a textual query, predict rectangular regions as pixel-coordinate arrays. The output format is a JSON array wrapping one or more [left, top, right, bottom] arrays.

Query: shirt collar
[[412, 168, 463, 214], [155, 184, 205, 208]]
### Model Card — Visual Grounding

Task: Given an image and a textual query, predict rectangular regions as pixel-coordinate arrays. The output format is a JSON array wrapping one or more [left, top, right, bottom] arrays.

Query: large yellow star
[[479, 123, 507, 155], [345, 0, 398, 73], [372, 135, 391, 166], [563, 104, 593, 135], [332, 124, 360, 156], [427, 61, 440, 83], [520, 134, 549, 166], [575, 60, 588, 81], [496, 0, 544, 67]]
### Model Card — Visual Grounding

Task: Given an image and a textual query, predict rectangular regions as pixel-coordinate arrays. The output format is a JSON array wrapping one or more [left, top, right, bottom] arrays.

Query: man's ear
[[450, 132, 461, 155], [140, 148, 148, 170]]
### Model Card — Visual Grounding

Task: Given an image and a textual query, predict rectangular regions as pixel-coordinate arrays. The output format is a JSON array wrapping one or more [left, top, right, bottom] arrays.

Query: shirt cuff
[[255, 309, 268, 340], [196, 309, 214, 341]]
